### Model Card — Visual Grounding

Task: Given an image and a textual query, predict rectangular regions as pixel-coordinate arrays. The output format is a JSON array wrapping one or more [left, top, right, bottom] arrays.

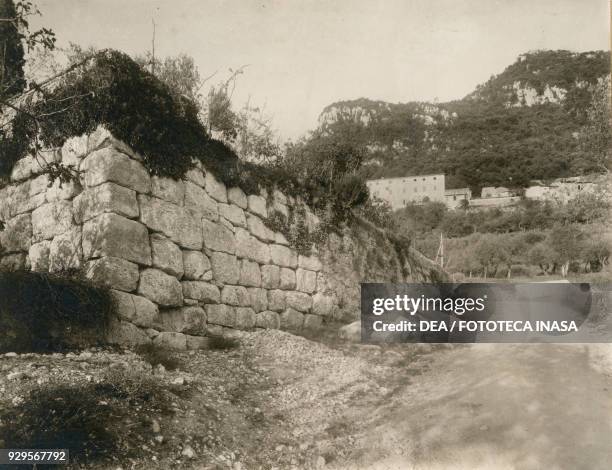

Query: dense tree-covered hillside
[[317, 50, 610, 194]]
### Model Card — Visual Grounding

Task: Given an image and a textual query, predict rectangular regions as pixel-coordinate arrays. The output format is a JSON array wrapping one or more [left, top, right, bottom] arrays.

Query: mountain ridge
[[316, 50, 610, 193]]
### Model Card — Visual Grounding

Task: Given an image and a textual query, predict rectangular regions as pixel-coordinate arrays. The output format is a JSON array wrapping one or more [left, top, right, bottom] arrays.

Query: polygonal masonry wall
[[0, 126, 438, 349]]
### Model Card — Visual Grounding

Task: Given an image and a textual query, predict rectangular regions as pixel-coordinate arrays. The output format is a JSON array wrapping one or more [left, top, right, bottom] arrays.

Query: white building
[[367, 174, 445, 210], [525, 175, 602, 203], [445, 188, 472, 209]]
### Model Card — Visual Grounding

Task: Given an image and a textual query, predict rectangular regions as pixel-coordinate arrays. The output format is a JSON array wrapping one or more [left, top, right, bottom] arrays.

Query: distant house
[[480, 186, 516, 198], [366, 174, 445, 210], [525, 175, 603, 202], [445, 188, 472, 209]]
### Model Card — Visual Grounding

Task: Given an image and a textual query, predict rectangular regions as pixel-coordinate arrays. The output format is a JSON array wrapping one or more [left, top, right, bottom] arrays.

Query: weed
[[135, 342, 183, 371], [208, 335, 240, 350]]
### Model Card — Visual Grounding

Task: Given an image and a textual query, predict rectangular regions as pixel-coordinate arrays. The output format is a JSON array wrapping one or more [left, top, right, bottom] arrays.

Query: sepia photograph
[[0, 0, 611, 468]]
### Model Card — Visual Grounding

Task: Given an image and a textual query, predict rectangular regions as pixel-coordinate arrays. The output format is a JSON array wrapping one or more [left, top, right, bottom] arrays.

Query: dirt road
[[329, 343, 612, 470]]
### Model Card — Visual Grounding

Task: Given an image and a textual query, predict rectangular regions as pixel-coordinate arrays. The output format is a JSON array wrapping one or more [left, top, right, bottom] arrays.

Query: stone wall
[[0, 127, 441, 349]]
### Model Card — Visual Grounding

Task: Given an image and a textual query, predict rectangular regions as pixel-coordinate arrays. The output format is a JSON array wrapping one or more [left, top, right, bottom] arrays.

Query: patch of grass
[[0, 370, 171, 466], [208, 335, 240, 350], [135, 342, 183, 371], [0, 270, 113, 353]]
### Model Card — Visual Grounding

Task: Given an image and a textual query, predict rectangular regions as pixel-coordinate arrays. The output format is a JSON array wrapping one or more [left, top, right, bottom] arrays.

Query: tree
[[233, 101, 281, 163], [582, 237, 610, 272], [527, 242, 556, 274], [474, 234, 507, 278], [548, 224, 584, 277], [577, 77, 611, 173], [0, 0, 25, 99], [0, 0, 55, 101], [134, 52, 203, 107]]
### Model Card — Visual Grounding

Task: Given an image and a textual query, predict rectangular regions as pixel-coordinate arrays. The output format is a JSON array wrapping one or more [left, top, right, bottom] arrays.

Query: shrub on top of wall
[[0, 49, 236, 181], [0, 270, 114, 353]]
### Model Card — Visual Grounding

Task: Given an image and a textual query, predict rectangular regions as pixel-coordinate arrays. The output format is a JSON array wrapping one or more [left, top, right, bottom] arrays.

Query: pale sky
[[32, 0, 610, 140]]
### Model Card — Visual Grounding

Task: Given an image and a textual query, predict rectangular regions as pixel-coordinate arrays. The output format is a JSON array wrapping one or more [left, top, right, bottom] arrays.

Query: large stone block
[[46, 179, 80, 202], [221, 285, 250, 306], [248, 287, 268, 312], [298, 255, 322, 272], [28, 241, 51, 272], [279, 268, 296, 290], [151, 234, 184, 277], [80, 147, 151, 193], [0, 213, 31, 253], [202, 219, 235, 254], [9, 181, 46, 217], [73, 182, 138, 223], [246, 214, 275, 242], [31, 201, 73, 242], [205, 171, 227, 203], [111, 290, 159, 328], [182, 281, 220, 303], [296, 268, 317, 293], [82, 213, 152, 265], [139, 195, 202, 249], [312, 293, 335, 316], [256, 311, 280, 329], [138, 268, 183, 307], [157, 306, 206, 335], [10, 155, 44, 182], [261, 265, 280, 289], [61, 134, 88, 167], [185, 167, 206, 187], [49, 228, 82, 272], [235, 307, 256, 329], [29, 174, 50, 196], [280, 308, 304, 331], [185, 181, 218, 221], [272, 189, 287, 205], [210, 252, 239, 284], [227, 187, 247, 209], [247, 195, 267, 218], [205, 304, 235, 327], [153, 332, 187, 350], [239, 260, 261, 287], [85, 256, 139, 292], [235, 228, 270, 264], [107, 319, 151, 346], [272, 201, 289, 218], [267, 289, 286, 312], [285, 291, 312, 312], [303, 313, 323, 330], [182, 251, 211, 280], [270, 244, 298, 268], [219, 203, 246, 228], [151, 176, 185, 205], [275, 232, 289, 246], [0, 186, 12, 221]]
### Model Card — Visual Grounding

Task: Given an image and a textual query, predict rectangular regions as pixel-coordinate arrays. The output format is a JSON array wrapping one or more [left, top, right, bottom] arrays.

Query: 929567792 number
[[1, 449, 69, 464]]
